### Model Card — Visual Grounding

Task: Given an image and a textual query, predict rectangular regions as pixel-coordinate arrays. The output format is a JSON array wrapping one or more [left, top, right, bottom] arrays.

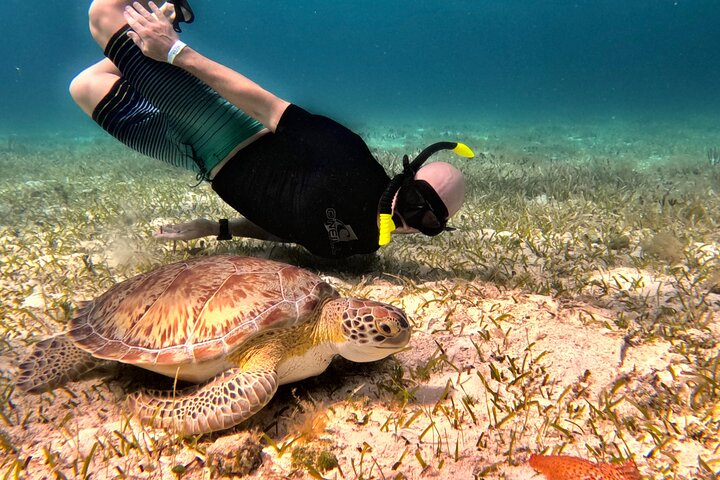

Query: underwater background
[[3, 0, 720, 133], [2, 1, 720, 479]]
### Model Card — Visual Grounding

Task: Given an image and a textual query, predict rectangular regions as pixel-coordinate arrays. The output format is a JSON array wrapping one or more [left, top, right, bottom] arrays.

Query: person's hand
[[153, 218, 217, 241], [124, 1, 179, 62]]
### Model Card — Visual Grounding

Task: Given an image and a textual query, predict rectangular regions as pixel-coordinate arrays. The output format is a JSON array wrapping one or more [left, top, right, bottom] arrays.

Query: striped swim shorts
[[92, 26, 266, 180]]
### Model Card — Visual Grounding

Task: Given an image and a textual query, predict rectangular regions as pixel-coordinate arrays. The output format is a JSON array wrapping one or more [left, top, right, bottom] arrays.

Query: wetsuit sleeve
[[276, 105, 368, 162]]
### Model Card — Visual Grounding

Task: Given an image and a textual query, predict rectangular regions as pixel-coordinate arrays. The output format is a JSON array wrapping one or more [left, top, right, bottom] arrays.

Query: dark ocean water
[[2, 0, 720, 135]]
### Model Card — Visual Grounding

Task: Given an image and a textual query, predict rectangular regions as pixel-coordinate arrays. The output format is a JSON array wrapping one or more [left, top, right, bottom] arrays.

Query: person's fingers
[[155, 233, 185, 240], [148, 2, 160, 20], [162, 2, 176, 20], [148, 1, 161, 16], [123, 9, 135, 26], [124, 6, 146, 28], [148, 2, 171, 23], [132, 1, 151, 17], [126, 30, 142, 46], [127, 2, 153, 26], [157, 225, 182, 234]]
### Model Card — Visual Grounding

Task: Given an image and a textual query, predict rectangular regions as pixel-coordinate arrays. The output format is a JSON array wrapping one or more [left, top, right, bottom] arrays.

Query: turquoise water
[[2, 0, 720, 134], [2, 4, 720, 477]]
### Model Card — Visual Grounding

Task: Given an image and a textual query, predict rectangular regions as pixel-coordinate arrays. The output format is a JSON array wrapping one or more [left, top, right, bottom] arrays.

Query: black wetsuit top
[[212, 104, 390, 259]]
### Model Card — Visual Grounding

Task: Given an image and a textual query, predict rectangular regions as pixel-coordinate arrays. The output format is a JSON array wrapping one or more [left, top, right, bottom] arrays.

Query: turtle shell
[[67, 256, 338, 366]]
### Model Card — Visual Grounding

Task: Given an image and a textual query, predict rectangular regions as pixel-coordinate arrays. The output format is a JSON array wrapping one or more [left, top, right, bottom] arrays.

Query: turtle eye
[[376, 321, 398, 337]]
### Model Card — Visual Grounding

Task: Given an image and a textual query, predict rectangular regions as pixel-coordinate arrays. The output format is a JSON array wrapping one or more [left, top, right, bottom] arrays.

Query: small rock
[[206, 431, 263, 476], [606, 235, 630, 250]]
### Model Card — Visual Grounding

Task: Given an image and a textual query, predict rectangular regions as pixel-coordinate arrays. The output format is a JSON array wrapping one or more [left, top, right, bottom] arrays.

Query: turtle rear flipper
[[16, 334, 106, 393], [129, 366, 278, 435]]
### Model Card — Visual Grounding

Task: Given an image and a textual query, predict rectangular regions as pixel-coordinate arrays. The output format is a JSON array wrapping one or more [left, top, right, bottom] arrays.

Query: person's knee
[[68, 68, 100, 114], [69, 70, 90, 104], [69, 63, 120, 116]]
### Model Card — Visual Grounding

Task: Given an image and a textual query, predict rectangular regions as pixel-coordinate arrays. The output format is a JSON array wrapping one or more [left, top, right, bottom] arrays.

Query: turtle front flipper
[[129, 367, 278, 435], [17, 334, 108, 393]]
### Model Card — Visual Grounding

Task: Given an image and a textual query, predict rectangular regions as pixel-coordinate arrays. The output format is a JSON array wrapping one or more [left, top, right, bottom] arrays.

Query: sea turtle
[[17, 255, 410, 434]]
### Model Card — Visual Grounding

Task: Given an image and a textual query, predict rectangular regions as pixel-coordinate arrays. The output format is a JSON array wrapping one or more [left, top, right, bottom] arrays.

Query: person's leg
[[69, 58, 121, 116], [88, 0, 145, 50], [71, 60, 200, 171], [85, 0, 266, 178]]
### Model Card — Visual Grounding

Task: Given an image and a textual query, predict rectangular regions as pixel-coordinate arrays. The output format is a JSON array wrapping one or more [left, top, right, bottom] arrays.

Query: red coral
[[529, 454, 641, 480]]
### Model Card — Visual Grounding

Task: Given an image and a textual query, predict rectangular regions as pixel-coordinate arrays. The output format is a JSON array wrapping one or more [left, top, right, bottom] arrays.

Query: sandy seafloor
[[0, 116, 719, 479]]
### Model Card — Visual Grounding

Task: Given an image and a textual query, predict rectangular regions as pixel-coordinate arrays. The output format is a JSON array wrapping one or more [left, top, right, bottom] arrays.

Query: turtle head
[[323, 298, 411, 362]]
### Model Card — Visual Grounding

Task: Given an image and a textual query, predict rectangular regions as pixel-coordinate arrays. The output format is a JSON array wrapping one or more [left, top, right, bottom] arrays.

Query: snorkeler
[[70, 0, 474, 259]]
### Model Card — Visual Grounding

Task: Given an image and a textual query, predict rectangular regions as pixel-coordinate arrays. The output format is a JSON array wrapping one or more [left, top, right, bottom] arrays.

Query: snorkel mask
[[378, 142, 474, 246]]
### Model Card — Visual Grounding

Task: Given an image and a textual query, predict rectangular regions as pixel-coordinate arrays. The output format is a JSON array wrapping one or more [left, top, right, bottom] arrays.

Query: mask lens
[[417, 210, 444, 236], [397, 182, 448, 236], [405, 209, 444, 236], [400, 186, 426, 210]]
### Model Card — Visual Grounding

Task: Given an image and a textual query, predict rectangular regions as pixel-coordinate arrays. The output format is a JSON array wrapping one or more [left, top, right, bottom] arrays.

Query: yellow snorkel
[[377, 213, 396, 246], [378, 142, 474, 246]]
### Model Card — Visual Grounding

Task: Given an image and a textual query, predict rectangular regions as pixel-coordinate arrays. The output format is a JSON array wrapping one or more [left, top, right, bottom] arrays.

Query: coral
[[529, 454, 640, 480]]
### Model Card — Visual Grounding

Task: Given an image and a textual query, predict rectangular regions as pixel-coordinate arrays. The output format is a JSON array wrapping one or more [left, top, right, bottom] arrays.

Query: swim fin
[[169, 0, 195, 33]]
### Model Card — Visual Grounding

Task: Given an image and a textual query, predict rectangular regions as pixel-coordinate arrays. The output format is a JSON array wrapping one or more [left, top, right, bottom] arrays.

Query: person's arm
[[154, 218, 285, 242], [124, 2, 289, 131], [173, 49, 289, 132]]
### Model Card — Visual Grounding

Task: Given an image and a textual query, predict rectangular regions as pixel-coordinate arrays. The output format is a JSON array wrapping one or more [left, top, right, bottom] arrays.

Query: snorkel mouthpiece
[[378, 213, 396, 245], [378, 142, 474, 246]]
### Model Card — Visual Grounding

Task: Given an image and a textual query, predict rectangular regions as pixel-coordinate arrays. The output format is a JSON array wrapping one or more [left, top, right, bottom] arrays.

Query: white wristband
[[167, 40, 187, 64]]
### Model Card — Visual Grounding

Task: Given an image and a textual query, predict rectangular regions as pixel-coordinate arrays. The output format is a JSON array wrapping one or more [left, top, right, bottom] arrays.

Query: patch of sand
[[4, 275, 717, 479]]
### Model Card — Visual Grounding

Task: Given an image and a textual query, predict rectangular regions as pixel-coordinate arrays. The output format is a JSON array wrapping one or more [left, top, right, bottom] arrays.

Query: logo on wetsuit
[[325, 208, 357, 254]]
